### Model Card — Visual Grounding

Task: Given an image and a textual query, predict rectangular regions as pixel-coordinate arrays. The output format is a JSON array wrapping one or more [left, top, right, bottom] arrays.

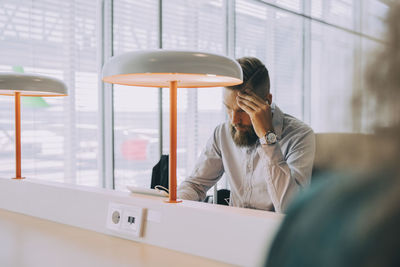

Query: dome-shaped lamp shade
[[102, 50, 243, 88], [0, 72, 68, 180], [102, 50, 242, 204], [0, 72, 68, 96]]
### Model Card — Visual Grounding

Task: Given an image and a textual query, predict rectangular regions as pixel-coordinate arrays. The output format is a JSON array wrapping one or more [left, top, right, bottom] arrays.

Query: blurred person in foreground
[[264, 2, 400, 267]]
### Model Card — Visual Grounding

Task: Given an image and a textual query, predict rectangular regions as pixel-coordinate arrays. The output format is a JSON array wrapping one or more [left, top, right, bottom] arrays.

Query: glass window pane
[[113, 86, 159, 190], [311, 0, 355, 30], [112, 0, 159, 191], [0, 0, 99, 186], [361, 0, 389, 38], [310, 21, 356, 132], [236, 0, 304, 119], [262, 0, 303, 12], [162, 0, 226, 184]]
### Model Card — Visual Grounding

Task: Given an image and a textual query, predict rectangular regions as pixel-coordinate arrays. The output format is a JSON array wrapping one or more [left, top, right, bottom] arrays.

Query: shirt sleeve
[[177, 126, 225, 201], [257, 127, 315, 213]]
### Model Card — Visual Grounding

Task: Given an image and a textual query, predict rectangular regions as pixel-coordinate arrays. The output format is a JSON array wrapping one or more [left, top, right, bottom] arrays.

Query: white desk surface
[[0, 208, 235, 267]]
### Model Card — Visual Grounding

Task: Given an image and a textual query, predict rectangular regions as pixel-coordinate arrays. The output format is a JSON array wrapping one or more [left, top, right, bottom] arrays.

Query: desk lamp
[[0, 72, 68, 179], [102, 50, 242, 203]]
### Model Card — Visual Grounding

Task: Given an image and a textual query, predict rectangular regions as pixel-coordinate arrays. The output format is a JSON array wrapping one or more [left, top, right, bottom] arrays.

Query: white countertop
[[0, 177, 283, 267]]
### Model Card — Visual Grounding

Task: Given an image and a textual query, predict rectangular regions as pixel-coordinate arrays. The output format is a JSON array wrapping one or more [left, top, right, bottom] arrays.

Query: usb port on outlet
[[128, 216, 135, 224]]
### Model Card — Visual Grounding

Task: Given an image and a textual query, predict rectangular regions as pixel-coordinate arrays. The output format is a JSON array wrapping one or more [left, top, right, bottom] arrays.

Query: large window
[[0, 0, 389, 190]]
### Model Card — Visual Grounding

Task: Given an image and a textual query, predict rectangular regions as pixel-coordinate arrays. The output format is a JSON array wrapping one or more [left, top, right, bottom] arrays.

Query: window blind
[[235, 0, 304, 119], [0, 0, 99, 185], [263, 0, 302, 12], [162, 0, 226, 185], [112, 0, 159, 190]]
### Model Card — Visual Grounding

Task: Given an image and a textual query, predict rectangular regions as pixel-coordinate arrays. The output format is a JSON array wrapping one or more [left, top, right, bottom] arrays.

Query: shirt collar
[[271, 103, 283, 140]]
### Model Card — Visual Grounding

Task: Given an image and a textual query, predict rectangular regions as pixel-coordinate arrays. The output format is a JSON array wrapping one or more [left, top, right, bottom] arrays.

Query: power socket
[[106, 202, 145, 238]]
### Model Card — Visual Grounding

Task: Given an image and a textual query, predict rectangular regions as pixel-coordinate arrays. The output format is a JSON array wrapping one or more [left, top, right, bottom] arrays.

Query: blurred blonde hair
[[316, 3, 400, 173], [365, 2, 400, 130]]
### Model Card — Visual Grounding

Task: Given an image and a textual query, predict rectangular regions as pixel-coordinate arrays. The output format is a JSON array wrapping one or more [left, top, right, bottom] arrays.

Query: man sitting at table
[[178, 57, 315, 212]]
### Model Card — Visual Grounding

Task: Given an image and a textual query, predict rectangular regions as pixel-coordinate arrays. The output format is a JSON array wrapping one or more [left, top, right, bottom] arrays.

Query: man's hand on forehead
[[236, 90, 273, 138]]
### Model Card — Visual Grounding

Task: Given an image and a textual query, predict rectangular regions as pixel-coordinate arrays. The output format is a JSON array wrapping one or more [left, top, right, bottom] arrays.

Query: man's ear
[[266, 93, 272, 105]]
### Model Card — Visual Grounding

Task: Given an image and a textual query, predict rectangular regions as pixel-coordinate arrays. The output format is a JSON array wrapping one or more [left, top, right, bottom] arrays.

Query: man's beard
[[230, 124, 259, 147]]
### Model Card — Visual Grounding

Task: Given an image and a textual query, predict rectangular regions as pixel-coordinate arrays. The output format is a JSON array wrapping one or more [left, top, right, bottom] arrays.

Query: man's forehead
[[223, 89, 240, 108]]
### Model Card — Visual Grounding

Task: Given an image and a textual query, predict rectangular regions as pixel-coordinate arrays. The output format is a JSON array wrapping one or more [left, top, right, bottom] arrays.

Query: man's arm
[[236, 90, 315, 212], [177, 126, 225, 201], [258, 129, 315, 213]]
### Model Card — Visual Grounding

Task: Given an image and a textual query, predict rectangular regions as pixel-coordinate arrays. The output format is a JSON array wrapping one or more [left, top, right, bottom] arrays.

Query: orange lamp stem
[[13, 92, 24, 179], [166, 81, 181, 203]]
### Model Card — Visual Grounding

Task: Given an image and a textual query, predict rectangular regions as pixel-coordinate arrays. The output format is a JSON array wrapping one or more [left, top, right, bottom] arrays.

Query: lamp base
[[164, 199, 183, 204], [12, 177, 25, 180]]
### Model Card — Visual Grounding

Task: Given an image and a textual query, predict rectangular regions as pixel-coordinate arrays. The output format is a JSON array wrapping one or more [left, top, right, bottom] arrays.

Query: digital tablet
[[126, 185, 169, 197]]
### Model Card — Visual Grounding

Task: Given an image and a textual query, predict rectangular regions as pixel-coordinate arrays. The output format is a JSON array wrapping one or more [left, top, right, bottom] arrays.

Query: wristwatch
[[260, 130, 277, 145]]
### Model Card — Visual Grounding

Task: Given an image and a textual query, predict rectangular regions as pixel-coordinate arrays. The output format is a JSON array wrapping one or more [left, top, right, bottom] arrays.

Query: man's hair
[[226, 57, 270, 98]]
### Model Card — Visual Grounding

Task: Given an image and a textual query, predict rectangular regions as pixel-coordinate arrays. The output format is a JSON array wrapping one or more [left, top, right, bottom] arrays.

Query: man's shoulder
[[204, 122, 233, 155], [212, 122, 238, 146], [282, 113, 314, 136], [213, 122, 231, 137]]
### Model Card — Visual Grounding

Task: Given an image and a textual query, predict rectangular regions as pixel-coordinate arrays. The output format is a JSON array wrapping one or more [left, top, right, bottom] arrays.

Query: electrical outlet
[[107, 202, 145, 238]]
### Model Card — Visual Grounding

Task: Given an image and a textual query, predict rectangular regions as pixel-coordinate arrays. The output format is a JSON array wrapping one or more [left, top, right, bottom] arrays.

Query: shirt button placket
[[245, 153, 253, 205], [248, 150, 255, 204]]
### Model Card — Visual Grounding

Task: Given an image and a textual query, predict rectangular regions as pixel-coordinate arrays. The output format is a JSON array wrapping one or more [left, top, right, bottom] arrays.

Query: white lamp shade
[[102, 50, 243, 88], [0, 72, 68, 96]]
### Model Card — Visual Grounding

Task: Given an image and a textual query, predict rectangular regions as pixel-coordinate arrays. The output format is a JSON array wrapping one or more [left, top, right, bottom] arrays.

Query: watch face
[[267, 132, 277, 144]]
